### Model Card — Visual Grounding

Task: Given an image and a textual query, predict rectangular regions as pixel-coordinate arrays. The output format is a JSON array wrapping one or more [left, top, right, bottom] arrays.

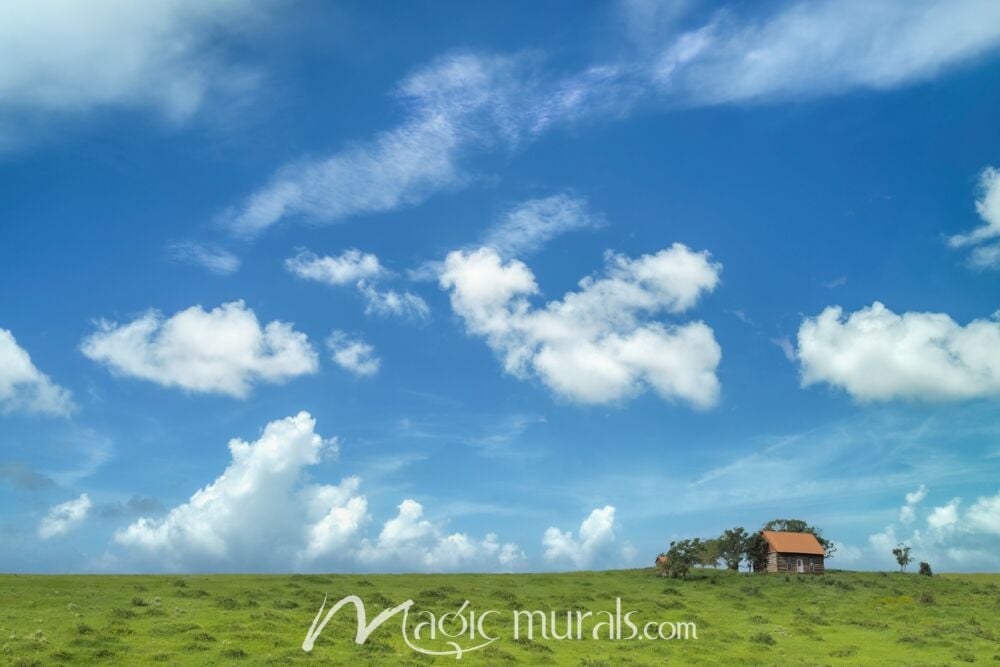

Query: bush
[[919, 562, 933, 576], [750, 631, 776, 646], [918, 591, 936, 605]]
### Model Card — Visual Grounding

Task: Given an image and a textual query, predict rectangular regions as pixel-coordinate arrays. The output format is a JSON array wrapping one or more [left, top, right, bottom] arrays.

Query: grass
[[1, 569, 998, 665]]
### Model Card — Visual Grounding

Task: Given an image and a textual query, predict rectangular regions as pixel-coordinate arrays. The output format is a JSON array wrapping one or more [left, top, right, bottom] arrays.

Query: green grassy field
[[1, 569, 998, 665]]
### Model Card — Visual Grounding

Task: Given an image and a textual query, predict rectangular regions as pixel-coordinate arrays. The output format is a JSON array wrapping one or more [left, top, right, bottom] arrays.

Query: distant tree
[[892, 543, 913, 573], [743, 532, 769, 573], [761, 519, 837, 559], [661, 539, 703, 579], [718, 527, 748, 571], [698, 539, 721, 568], [918, 561, 932, 577]]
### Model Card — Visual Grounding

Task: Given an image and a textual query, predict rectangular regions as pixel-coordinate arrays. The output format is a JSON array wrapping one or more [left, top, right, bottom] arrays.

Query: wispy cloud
[[220, 2, 1000, 236], [483, 194, 602, 258], [948, 166, 1000, 270], [167, 241, 240, 275]]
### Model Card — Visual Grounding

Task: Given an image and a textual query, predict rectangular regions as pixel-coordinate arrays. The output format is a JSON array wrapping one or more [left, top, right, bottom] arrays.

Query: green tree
[[892, 543, 913, 573], [918, 561, 933, 576], [718, 527, 748, 571], [761, 519, 837, 559], [743, 532, 769, 573], [661, 538, 703, 579], [697, 538, 721, 568]]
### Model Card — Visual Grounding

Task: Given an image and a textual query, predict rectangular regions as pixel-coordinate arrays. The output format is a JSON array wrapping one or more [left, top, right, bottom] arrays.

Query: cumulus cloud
[[327, 331, 380, 377], [900, 484, 927, 524], [81, 300, 318, 397], [928, 498, 961, 531], [966, 491, 1000, 535], [114, 412, 521, 572], [440, 243, 721, 406], [949, 166, 1000, 270], [0, 329, 76, 416], [285, 248, 384, 285], [543, 506, 618, 570], [167, 242, 240, 275], [357, 499, 525, 572], [0, 0, 268, 144], [39, 493, 91, 540], [869, 486, 1000, 571], [483, 194, 602, 258], [287, 248, 430, 321], [797, 302, 1000, 402]]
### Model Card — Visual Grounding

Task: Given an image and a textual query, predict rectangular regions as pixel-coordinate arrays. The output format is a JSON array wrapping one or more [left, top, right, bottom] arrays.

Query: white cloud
[[81, 300, 317, 398], [869, 486, 1000, 571], [115, 412, 347, 569], [966, 491, 1000, 535], [797, 302, 1000, 402], [0, 0, 267, 143], [906, 485, 929, 506], [114, 412, 522, 572], [949, 166, 1000, 269], [357, 284, 430, 321], [0, 329, 76, 416], [357, 499, 525, 572], [440, 243, 721, 406], [39, 493, 91, 540], [649, 0, 1000, 104], [217, 3, 1000, 236], [927, 498, 961, 531], [222, 54, 537, 237], [285, 249, 384, 285], [831, 541, 863, 565], [286, 248, 430, 321], [167, 241, 240, 275], [483, 194, 601, 258], [543, 506, 618, 570], [327, 331, 380, 377], [900, 484, 927, 524]]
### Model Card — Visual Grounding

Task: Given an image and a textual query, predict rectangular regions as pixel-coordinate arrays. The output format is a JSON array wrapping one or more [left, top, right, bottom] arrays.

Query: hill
[[1, 569, 998, 665]]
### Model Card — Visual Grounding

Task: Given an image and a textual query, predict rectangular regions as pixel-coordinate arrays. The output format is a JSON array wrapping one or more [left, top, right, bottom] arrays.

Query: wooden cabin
[[762, 530, 825, 574]]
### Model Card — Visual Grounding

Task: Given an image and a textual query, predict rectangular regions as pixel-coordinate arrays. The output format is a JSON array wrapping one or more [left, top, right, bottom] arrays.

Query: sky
[[1, 0, 1000, 574]]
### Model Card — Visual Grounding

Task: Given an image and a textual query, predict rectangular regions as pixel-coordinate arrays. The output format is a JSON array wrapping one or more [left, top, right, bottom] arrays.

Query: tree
[[697, 539, 721, 568], [761, 519, 837, 559], [661, 538, 703, 579], [918, 561, 932, 576], [743, 532, 769, 573], [718, 527, 748, 571], [892, 543, 912, 573]]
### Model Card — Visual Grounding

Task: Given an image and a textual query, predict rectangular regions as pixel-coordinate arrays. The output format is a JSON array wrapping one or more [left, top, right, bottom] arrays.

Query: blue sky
[[2, 0, 1000, 574]]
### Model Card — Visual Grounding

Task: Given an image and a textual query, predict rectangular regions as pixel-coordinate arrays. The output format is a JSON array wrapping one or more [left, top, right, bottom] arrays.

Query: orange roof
[[762, 531, 825, 555]]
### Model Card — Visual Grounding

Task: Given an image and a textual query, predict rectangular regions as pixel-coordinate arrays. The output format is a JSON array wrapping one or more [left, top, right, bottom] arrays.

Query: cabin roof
[[762, 530, 825, 555]]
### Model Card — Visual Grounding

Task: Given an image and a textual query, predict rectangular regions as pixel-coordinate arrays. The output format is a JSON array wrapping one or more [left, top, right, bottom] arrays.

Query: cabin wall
[[765, 552, 824, 574]]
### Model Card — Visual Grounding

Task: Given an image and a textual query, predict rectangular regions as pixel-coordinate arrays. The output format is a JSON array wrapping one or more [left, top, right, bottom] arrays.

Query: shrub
[[919, 562, 933, 576], [750, 631, 776, 646], [918, 591, 936, 605]]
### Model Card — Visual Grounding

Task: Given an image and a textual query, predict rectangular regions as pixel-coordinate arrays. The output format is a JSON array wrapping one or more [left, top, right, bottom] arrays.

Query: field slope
[[1, 569, 998, 665]]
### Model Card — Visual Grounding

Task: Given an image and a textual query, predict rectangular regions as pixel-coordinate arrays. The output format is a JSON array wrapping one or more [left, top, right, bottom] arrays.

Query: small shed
[[762, 530, 825, 575]]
